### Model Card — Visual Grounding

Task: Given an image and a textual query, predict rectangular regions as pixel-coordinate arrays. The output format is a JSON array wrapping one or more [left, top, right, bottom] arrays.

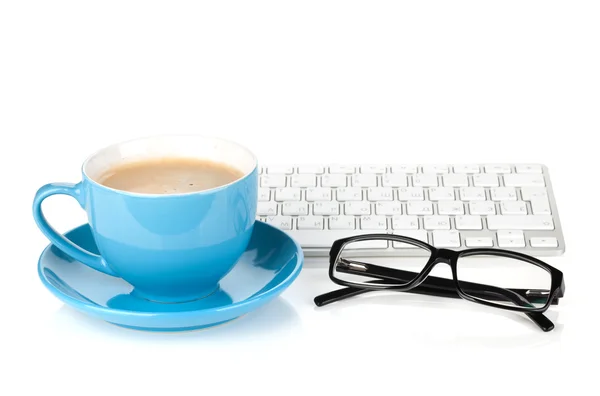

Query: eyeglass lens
[[456, 255, 551, 308], [334, 238, 433, 287]]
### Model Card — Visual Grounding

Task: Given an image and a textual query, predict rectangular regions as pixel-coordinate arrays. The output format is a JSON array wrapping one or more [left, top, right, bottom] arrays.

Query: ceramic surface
[[33, 135, 258, 302], [38, 221, 303, 331]]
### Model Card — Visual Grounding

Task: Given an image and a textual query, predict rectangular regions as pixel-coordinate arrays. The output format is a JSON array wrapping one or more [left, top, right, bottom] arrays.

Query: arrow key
[[530, 237, 558, 248], [497, 230, 525, 248]]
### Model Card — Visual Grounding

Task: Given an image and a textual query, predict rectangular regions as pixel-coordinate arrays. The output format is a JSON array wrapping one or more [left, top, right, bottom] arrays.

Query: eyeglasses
[[314, 234, 565, 332]]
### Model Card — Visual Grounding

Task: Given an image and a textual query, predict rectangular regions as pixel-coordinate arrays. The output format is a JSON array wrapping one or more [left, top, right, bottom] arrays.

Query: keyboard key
[[376, 202, 403, 215], [490, 187, 517, 201], [530, 237, 558, 248], [344, 202, 371, 215], [288, 230, 370, 248], [392, 215, 419, 230], [275, 188, 301, 201], [382, 173, 408, 187], [291, 174, 317, 188], [306, 188, 332, 201], [459, 187, 486, 201], [345, 239, 389, 249], [265, 216, 292, 230], [465, 237, 493, 247], [360, 216, 387, 230], [516, 164, 543, 174], [412, 174, 438, 187], [298, 165, 324, 174], [360, 165, 387, 174], [500, 201, 528, 215], [485, 164, 512, 174], [442, 174, 469, 187], [437, 201, 464, 215], [428, 187, 455, 201], [351, 174, 377, 187], [258, 188, 271, 201], [297, 216, 324, 230], [469, 201, 496, 215], [424, 215, 451, 230], [520, 187, 548, 201], [453, 164, 480, 173], [455, 215, 482, 230], [407, 201, 433, 215], [531, 197, 551, 215], [367, 187, 394, 201], [497, 230, 525, 248], [282, 202, 308, 216], [397, 187, 425, 201], [261, 174, 286, 187], [392, 230, 429, 247], [337, 187, 362, 201], [503, 174, 545, 187], [473, 174, 500, 187], [313, 202, 339, 215], [267, 166, 294, 174], [329, 216, 356, 230], [487, 215, 554, 230], [433, 230, 461, 248], [392, 165, 418, 173], [257, 202, 278, 216], [321, 174, 347, 187], [422, 165, 448, 174], [329, 165, 355, 174]]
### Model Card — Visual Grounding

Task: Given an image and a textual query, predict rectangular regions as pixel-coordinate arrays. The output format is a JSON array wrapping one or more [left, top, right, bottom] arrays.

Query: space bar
[[287, 231, 388, 249]]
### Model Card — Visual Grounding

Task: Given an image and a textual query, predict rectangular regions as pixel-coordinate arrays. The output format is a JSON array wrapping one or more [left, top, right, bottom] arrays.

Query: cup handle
[[33, 182, 117, 276]]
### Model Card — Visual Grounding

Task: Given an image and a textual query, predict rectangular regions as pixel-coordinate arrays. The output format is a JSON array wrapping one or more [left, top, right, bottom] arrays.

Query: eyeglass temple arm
[[339, 259, 560, 305], [315, 281, 555, 332], [315, 261, 555, 331], [315, 264, 535, 307], [314, 278, 465, 306], [315, 276, 534, 308]]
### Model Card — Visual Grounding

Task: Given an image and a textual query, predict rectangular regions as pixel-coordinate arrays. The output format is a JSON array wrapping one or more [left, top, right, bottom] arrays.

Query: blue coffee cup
[[33, 135, 258, 303]]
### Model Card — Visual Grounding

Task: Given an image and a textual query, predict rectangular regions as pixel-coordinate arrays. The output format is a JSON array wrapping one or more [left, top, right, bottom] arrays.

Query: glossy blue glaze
[[38, 222, 303, 331], [33, 165, 258, 303]]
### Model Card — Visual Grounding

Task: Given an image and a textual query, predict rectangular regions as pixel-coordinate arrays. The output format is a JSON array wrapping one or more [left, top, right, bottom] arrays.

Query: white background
[[1, 1, 599, 395]]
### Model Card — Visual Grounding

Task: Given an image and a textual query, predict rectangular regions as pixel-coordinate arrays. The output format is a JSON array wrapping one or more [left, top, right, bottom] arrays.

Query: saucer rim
[[37, 221, 304, 319]]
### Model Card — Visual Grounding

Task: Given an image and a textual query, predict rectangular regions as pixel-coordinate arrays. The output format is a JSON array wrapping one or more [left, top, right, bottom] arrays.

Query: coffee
[[97, 157, 244, 194]]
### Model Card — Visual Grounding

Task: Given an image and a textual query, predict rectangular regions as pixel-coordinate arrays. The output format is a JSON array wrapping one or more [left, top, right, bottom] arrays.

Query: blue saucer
[[38, 221, 303, 331]]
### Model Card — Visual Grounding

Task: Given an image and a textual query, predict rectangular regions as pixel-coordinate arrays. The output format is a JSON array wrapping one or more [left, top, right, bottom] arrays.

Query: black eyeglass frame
[[327, 234, 565, 315]]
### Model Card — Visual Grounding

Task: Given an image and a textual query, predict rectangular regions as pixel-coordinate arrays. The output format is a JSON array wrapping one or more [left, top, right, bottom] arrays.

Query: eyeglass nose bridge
[[436, 248, 459, 262], [417, 248, 457, 280], [424, 248, 458, 267]]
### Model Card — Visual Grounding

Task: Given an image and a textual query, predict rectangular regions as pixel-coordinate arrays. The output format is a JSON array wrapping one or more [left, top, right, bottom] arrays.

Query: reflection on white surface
[[298, 262, 564, 350], [314, 291, 563, 349], [50, 297, 302, 344]]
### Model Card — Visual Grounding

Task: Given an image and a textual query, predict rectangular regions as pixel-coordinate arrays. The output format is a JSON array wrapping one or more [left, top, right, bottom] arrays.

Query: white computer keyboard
[[256, 164, 565, 257]]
